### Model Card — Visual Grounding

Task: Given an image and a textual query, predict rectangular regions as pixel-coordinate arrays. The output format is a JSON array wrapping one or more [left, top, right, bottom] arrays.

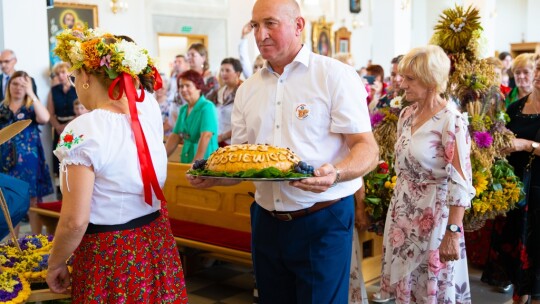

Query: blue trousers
[[251, 195, 354, 304]]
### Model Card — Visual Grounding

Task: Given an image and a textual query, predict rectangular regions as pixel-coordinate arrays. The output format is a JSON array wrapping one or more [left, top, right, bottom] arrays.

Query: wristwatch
[[531, 142, 539, 153], [446, 224, 462, 233], [331, 165, 341, 187]]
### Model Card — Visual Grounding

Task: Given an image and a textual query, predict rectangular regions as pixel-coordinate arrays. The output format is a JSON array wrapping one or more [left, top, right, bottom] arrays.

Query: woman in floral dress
[[0, 71, 53, 234], [378, 45, 475, 304]]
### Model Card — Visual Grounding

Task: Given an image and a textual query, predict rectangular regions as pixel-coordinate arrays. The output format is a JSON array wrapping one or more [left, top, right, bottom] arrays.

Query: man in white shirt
[[188, 0, 378, 302]]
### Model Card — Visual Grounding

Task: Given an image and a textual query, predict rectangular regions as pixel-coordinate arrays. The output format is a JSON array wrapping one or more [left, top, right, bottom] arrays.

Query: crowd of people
[[0, 0, 539, 303]]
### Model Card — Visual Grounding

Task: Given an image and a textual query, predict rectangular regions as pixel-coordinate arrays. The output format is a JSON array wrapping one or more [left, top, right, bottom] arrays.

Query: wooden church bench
[[164, 162, 255, 267]]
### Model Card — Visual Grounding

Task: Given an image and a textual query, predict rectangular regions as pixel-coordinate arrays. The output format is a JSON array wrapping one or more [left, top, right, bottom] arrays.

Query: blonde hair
[[511, 53, 536, 73], [398, 45, 450, 94], [2, 71, 33, 108], [52, 62, 71, 75], [484, 57, 503, 70]]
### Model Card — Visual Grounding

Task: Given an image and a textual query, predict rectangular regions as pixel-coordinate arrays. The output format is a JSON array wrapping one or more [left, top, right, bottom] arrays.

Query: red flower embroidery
[[64, 134, 74, 143], [58, 130, 84, 149]]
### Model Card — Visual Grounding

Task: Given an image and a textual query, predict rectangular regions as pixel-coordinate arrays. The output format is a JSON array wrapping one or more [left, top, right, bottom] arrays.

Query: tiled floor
[[185, 263, 514, 304], [6, 223, 515, 304]]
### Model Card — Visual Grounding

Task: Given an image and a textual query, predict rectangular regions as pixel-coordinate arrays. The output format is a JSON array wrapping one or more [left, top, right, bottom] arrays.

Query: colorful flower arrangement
[[364, 160, 396, 235], [432, 5, 523, 231], [0, 268, 31, 304], [364, 97, 405, 234], [0, 234, 54, 283], [54, 27, 156, 79], [462, 96, 524, 229]]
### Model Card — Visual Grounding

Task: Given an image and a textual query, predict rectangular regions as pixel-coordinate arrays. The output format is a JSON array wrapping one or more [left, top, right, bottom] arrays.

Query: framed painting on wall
[[335, 26, 351, 53], [350, 0, 361, 13], [311, 17, 334, 57], [47, 2, 98, 68]]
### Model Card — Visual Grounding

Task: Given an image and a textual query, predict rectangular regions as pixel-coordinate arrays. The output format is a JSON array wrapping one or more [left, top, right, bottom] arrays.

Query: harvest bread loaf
[[206, 144, 301, 173]]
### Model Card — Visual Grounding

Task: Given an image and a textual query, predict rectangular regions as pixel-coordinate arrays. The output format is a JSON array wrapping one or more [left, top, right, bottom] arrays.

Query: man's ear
[[295, 16, 305, 37]]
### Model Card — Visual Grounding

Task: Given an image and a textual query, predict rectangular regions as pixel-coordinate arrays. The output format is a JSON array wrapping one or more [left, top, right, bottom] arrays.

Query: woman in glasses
[[0, 70, 53, 234]]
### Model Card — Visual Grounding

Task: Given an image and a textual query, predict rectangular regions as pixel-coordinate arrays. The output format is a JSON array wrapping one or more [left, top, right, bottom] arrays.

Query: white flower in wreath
[[390, 95, 403, 108], [116, 40, 148, 75], [68, 41, 84, 63]]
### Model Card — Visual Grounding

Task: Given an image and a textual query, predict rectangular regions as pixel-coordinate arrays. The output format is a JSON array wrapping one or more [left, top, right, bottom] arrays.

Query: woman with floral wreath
[[45, 28, 188, 302]]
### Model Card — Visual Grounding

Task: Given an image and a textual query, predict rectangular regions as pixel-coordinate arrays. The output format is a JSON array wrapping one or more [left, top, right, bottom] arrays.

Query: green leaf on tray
[[187, 166, 312, 179]]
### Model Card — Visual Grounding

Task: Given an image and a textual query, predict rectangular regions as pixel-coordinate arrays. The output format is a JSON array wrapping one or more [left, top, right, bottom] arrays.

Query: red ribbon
[[152, 66, 163, 91], [108, 72, 165, 205]]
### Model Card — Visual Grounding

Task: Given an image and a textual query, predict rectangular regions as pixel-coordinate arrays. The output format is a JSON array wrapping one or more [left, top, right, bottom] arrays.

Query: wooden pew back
[[163, 162, 255, 233]]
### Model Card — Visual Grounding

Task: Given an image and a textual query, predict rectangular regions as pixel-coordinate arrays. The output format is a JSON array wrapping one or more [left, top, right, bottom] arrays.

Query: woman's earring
[[83, 83, 90, 89]]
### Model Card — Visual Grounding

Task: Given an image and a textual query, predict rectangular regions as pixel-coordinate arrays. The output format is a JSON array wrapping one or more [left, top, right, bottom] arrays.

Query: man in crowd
[[0, 49, 37, 101]]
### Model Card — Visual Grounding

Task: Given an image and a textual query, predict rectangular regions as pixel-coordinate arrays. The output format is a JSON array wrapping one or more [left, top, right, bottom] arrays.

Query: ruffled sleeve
[[441, 108, 475, 208], [53, 114, 99, 172]]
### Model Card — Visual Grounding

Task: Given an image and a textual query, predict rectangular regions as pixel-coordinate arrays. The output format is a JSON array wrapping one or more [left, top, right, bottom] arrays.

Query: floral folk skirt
[[71, 210, 188, 303]]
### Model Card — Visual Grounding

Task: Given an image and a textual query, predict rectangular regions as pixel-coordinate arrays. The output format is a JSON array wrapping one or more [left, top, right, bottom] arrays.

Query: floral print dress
[[379, 103, 475, 304], [0, 104, 53, 198]]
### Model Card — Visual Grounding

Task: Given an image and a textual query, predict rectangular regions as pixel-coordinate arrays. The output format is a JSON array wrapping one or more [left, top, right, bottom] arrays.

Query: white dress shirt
[[232, 44, 371, 211]]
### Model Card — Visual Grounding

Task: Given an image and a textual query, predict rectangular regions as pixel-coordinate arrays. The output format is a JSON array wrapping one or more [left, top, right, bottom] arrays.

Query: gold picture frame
[[335, 26, 352, 54], [47, 2, 99, 68], [311, 16, 334, 57]]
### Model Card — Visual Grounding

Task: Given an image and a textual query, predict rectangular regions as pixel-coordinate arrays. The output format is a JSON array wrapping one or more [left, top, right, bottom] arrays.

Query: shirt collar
[[262, 44, 310, 75]]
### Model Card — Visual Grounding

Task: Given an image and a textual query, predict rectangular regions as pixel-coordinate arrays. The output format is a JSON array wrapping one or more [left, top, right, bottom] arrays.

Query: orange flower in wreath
[[81, 38, 102, 69]]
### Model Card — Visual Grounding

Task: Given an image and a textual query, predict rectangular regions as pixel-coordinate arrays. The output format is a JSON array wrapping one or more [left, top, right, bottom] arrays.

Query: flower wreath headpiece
[[53, 27, 165, 205]]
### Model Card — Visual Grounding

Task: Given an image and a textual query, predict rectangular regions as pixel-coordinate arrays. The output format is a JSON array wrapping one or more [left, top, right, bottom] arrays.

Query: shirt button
[[276, 125, 280, 129], [277, 101, 281, 105], [279, 79, 283, 83], [276, 199, 280, 202]]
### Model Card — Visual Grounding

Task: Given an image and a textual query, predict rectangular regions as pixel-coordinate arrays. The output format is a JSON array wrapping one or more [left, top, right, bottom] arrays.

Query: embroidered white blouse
[[54, 95, 167, 225]]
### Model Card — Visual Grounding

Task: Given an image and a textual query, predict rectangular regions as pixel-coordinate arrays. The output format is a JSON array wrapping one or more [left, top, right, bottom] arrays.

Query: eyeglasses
[[0, 58, 14, 64]]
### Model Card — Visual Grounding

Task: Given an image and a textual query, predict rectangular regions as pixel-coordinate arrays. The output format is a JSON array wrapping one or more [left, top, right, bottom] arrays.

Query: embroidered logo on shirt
[[295, 104, 310, 120], [57, 130, 84, 149], [16, 113, 25, 120]]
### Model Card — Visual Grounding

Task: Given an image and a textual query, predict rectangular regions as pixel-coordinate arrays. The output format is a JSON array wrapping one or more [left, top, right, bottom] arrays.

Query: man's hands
[[289, 163, 337, 193]]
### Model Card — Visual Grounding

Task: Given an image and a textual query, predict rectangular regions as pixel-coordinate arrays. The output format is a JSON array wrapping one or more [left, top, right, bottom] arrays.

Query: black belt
[[265, 198, 342, 221], [85, 210, 160, 234]]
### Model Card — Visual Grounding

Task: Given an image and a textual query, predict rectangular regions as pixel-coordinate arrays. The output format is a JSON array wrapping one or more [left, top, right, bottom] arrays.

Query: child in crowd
[[73, 99, 89, 117]]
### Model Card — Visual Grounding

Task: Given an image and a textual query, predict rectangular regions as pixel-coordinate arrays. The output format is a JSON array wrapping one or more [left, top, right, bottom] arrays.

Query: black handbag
[[517, 128, 540, 207]]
